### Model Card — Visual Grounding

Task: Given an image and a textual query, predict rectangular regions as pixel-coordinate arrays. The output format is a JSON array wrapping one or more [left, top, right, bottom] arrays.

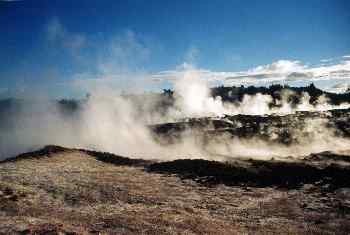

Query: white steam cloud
[[1, 65, 350, 162], [168, 65, 350, 118]]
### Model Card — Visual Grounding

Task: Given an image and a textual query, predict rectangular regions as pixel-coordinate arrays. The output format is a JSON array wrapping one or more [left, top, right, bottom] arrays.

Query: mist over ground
[[1, 68, 350, 160]]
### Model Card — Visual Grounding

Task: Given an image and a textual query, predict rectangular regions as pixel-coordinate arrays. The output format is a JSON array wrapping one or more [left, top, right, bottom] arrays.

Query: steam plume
[[1, 66, 350, 161]]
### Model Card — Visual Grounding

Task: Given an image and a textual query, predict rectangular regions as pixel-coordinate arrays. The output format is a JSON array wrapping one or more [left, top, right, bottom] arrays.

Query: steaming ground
[[1, 70, 350, 233], [1, 97, 350, 161], [1, 98, 350, 161], [1, 69, 350, 160]]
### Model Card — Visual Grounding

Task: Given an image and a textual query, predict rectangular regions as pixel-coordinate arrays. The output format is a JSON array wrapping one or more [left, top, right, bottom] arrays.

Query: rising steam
[[171, 66, 350, 117], [1, 66, 350, 161]]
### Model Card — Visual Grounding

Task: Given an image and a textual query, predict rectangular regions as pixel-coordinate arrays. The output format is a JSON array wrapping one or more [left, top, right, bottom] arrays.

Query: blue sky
[[0, 0, 350, 97]]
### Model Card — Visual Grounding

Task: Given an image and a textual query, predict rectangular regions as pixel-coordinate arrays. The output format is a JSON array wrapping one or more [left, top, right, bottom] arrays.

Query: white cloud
[[327, 82, 350, 93], [343, 55, 350, 61], [251, 60, 306, 74], [320, 58, 333, 63], [152, 56, 350, 90]]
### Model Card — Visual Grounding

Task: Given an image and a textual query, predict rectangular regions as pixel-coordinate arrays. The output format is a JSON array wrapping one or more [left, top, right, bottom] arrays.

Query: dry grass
[[0, 148, 350, 234]]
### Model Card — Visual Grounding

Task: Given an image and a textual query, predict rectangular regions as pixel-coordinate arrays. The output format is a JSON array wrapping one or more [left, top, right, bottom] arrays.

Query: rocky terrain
[[151, 108, 350, 146], [1, 145, 350, 234]]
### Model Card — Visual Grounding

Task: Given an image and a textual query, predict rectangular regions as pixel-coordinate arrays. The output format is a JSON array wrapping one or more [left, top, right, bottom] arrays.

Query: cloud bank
[[152, 58, 350, 93]]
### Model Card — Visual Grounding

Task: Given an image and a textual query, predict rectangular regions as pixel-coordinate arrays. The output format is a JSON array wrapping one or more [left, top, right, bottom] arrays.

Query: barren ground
[[1, 146, 350, 234]]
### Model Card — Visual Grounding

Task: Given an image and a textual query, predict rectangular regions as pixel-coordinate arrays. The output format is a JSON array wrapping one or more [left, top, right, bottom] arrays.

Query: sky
[[0, 0, 350, 98]]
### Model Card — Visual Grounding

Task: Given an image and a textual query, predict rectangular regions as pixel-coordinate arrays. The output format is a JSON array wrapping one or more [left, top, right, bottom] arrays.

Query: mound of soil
[[1, 146, 350, 234]]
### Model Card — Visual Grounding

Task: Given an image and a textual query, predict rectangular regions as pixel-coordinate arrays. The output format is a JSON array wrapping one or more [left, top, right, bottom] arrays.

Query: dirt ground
[[0, 146, 350, 234]]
